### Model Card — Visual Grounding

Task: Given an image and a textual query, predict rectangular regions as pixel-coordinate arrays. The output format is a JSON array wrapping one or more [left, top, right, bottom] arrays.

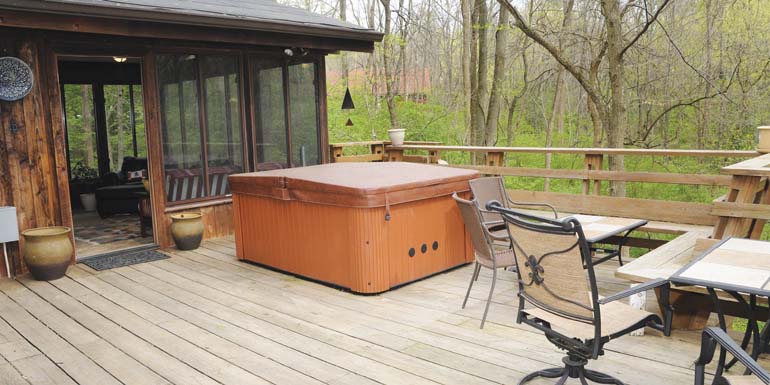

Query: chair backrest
[[469, 177, 508, 223], [490, 202, 599, 323], [453, 193, 496, 266]]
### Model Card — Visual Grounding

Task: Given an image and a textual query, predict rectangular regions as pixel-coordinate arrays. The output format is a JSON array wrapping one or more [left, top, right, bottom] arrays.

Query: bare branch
[[619, 0, 672, 58]]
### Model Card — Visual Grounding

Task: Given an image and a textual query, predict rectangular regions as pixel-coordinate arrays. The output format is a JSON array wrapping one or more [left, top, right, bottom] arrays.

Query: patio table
[[491, 209, 647, 265], [671, 237, 770, 375], [565, 214, 647, 266]]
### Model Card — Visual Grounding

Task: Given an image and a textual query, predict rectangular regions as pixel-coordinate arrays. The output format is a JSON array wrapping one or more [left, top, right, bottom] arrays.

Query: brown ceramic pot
[[170, 212, 203, 250], [21, 226, 73, 281]]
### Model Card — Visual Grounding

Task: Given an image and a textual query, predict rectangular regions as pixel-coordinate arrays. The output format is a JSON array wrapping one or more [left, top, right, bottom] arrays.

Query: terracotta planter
[[170, 212, 203, 250], [21, 226, 72, 281]]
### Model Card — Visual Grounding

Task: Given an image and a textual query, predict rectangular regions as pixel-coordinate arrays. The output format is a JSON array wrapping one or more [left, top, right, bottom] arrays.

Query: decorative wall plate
[[0, 57, 34, 102]]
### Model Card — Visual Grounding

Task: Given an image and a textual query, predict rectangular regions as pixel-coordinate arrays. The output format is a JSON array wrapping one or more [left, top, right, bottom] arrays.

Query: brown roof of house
[[0, 0, 383, 42]]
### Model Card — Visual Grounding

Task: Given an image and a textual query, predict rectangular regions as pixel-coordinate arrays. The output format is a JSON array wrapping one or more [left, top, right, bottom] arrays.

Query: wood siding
[[0, 30, 73, 277], [233, 193, 473, 294]]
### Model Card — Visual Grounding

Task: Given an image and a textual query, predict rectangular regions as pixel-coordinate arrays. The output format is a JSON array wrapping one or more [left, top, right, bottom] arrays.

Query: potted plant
[[70, 162, 100, 211], [388, 128, 406, 146], [21, 226, 73, 280], [170, 212, 204, 250]]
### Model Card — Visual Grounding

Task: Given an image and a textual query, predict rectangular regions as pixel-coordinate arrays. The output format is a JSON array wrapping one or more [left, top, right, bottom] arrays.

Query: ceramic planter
[[21, 226, 72, 281], [79, 193, 97, 212], [759, 126, 770, 153], [170, 212, 203, 250], [388, 129, 406, 146]]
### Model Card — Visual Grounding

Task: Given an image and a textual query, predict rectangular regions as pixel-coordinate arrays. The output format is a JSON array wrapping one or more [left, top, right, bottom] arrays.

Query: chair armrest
[[696, 327, 770, 384], [598, 278, 668, 305], [480, 219, 509, 241], [506, 199, 558, 219]]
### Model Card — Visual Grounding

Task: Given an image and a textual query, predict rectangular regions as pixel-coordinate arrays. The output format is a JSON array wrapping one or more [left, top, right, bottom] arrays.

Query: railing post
[[370, 143, 385, 161], [486, 151, 504, 167], [583, 154, 603, 195], [330, 144, 344, 163], [387, 148, 404, 162], [428, 150, 441, 164]]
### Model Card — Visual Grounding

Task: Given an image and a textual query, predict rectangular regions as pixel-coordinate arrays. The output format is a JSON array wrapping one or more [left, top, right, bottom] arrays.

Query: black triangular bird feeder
[[341, 87, 355, 110]]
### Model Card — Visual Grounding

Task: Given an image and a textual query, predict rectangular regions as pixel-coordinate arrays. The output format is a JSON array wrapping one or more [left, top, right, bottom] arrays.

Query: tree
[[499, 0, 672, 196]]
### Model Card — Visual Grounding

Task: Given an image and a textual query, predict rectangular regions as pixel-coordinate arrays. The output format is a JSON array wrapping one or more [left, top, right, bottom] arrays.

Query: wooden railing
[[329, 141, 770, 246]]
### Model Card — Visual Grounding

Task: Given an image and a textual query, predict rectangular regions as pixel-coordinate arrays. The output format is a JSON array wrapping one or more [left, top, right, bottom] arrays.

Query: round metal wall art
[[0, 57, 34, 102]]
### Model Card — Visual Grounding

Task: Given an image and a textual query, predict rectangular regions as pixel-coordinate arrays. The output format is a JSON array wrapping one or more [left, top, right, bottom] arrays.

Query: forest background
[[287, 0, 770, 203]]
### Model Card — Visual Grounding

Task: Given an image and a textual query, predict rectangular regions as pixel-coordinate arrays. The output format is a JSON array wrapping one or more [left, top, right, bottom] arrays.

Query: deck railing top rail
[[387, 144, 759, 158]]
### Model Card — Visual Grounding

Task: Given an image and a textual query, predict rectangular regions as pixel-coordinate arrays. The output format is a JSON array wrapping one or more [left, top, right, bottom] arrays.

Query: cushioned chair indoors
[[486, 201, 672, 385], [453, 193, 516, 329], [696, 327, 770, 385]]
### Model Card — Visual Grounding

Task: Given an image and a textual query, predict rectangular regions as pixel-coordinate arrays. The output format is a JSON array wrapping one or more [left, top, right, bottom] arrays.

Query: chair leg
[[462, 263, 481, 309], [480, 267, 497, 329], [519, 354, 626, 385]]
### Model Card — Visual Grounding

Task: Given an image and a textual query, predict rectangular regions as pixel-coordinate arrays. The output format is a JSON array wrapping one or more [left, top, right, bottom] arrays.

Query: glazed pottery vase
[[170, 212, 203, 250], [388, 129, 406, 146], [21, 226, 72, 281]]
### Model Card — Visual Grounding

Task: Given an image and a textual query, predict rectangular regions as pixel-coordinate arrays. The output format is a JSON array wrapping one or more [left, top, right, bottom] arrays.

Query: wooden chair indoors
[[486, 201, 672, 384], [695, 327, 770, 385], [452, 193, 517, 329]]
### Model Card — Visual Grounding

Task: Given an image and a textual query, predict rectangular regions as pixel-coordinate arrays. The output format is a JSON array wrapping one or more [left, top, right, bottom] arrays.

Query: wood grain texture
[[0, 32, 73, 277], [233, 193, 472, 293], [507, 189, 716, 226]]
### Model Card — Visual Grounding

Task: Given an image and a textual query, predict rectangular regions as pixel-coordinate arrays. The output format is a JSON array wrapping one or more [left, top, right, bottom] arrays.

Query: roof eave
[[0, 1, 384, 43]]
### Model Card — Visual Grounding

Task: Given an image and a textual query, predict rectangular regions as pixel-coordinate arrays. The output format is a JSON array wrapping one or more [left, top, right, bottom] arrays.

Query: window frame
[[155, 51, 249, 206], [248, 55, 323, 170]]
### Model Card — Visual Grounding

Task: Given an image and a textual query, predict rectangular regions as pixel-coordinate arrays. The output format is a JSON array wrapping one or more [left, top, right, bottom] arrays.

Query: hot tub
[[229, 162, 478, 294]]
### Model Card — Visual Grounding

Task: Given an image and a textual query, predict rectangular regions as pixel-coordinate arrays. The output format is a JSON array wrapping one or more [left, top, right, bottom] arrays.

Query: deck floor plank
[[0, 238, 745, 384]]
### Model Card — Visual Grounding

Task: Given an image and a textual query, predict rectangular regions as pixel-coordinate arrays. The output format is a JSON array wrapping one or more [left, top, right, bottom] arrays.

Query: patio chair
[[486, 201, 673, 384], [452, 193, 516, 329], [695, 327, 770, 385], [468, 176, 557, 238]]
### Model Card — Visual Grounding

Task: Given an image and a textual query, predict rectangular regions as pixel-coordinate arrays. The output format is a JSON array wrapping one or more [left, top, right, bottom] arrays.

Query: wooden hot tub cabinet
[[230, 162, 478, 294]]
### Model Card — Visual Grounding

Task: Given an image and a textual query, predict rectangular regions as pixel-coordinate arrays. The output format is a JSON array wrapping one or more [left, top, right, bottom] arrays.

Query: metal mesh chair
[[453, 193, 516, 328], [696, 327, 770, 385], [487, 201, 672, 384]]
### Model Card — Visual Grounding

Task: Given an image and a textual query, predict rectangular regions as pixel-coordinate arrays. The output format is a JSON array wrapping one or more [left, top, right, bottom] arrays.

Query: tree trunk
[[544, 0, 574, 191], [339, 0, 348, 82], [484, 6, 509, 147], [116, 86, 124, 172], [380, 0, 399, 130], [81, 85, 94, 168], [602, 0, 626, 197], [471, 0, 489, 150], [461, 0, 472, 146]]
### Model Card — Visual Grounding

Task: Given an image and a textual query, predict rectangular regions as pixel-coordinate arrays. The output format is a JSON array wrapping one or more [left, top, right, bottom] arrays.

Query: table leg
[[724, 293, 760, 374], [708, 288, 728, 378], [2, 242, 10, 279]]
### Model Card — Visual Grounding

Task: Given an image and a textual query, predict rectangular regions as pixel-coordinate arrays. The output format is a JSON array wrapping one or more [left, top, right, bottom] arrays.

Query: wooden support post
[[370, 143, 385, 161], [749, 178, 770, 239], [486, 151, 504, 167], [330, 145, 344, 163], [387, 148, 404, 162], [583, 154, 603, 195], [713, 175, 763, 238], [428, 150, 441, 164]]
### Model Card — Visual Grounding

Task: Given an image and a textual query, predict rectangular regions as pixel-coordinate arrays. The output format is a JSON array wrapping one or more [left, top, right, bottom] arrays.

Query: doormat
[[80, 249, 169, 271]]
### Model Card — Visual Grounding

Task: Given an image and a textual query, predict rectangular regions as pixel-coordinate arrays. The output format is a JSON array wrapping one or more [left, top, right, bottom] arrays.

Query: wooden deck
[[0, 237, 733, 385]]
